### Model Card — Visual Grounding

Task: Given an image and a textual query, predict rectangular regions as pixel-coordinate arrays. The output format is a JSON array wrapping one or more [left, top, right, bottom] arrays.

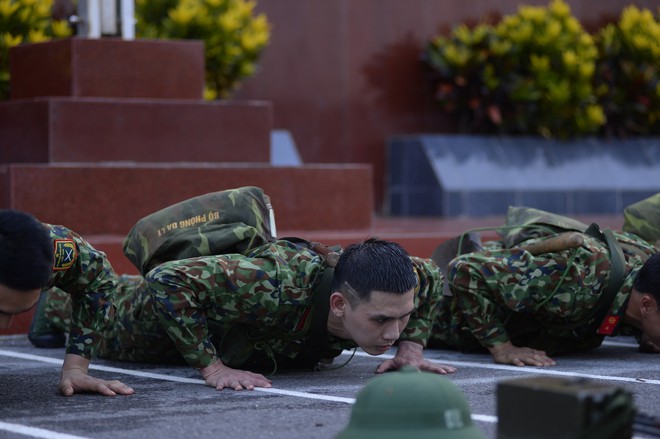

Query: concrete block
[[0, 98, 272, 163], [9, 38, 205, 100], [386, 135, 660, 217], [3, 163, 373, 234]]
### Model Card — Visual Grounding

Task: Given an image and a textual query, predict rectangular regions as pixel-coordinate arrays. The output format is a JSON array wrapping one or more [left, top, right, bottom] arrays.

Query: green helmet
[[336, 367, 486, 439]]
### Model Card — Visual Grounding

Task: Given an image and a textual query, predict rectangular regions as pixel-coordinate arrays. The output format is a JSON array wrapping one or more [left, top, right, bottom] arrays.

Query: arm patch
[[53, 239, 78, 271]]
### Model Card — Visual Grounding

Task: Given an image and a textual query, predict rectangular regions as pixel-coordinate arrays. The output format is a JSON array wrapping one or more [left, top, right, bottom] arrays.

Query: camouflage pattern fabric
[[44, 224, 118, 359], [429, 230, 657, 356], [623, 193, 660, 246], [41, 275, 185, 365], [134, 239, 443, 370], [123, 187, 276, 276], [499, 206, 590, 248], [42, 240, 444, 370]]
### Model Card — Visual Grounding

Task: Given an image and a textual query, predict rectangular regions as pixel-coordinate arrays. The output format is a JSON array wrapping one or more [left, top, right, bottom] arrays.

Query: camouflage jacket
[[145, 239, 443, 370], [46, 224, 118, 359], [430, 230, 656, 355]]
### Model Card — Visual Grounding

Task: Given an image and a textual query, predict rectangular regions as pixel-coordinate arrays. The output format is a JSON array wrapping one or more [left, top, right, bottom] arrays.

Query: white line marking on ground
[[0, 421, 92, 439], [257, 388, 355, 403], [0, 348, 493, 424], [601, 340, 638, 348], [345, 350, 660, 385], [0, 349, 350, 403], [4, 347, 653, 434]]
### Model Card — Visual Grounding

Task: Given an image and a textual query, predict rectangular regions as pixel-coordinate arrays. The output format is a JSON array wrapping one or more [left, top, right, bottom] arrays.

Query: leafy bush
[[135, 0, 271, 99], [595, 5, 660, 137], [0, 0, 72, 99], [424, 0, 604, 139]]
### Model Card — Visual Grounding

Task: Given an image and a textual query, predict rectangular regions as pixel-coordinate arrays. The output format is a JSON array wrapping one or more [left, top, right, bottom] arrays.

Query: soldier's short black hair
[[0, 209, 53, 290], [333, 237, 418, 305], [634, 253, 660, 302]]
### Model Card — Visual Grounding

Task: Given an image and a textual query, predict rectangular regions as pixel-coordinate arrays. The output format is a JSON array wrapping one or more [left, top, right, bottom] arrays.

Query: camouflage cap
[[336, 367, 486, 439], [623, 193, 660, 246]]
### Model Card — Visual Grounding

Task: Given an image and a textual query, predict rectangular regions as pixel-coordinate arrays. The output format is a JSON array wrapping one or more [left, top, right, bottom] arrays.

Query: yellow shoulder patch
[[53, 239, 77, 271]]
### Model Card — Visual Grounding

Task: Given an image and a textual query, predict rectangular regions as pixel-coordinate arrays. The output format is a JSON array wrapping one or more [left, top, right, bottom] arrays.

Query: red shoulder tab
[[597, 315, 620, 335]]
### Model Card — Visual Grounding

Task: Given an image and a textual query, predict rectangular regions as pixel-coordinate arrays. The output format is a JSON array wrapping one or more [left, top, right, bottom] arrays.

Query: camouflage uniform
[[623, 193, 660, 246], [44, 239, 444, 371], [429, 230, 657, 355], [44, 224, 117, 359]]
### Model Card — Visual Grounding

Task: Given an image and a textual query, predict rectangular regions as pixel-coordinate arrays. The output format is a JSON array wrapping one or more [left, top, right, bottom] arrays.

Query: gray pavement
[[1, 334, 659, 439]]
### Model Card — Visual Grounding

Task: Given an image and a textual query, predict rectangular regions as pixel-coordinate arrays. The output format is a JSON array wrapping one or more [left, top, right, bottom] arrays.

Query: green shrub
[[0, 0, 72, 100], [424, 0, 604, 139], [135, 0, 271, 99], [595, 5, 660, 136]]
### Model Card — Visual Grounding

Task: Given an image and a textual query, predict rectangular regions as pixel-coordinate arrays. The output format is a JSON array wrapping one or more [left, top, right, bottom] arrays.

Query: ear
[[329, 292, 348, 317], [640, 294, 658, 315]]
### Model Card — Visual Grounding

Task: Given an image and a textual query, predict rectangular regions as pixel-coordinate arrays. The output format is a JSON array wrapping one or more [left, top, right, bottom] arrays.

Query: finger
[[247, 373, 272, 386], [420, 363, 456, 374], [253, 378, 272, 388], [59, 384, 75, 397], [107, 381, 135, 395], [95, 383, 118, 396], [375, 361, 394, 374], [523, 356, 554, 367]]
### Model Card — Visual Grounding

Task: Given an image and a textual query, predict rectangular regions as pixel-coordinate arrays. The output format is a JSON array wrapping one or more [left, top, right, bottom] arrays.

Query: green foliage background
[[135, 0, 270, 99], [0, 0, 269, 100], [424, 0, 660, 138], [0, 0, 72, 99]]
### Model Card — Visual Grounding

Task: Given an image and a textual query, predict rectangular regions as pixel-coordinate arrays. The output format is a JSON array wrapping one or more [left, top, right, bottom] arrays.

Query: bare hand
[[488, 341, 556, 367], [200, 359, 272, 391], [60, 354, 135, 396], [639, 333, 660, 353], [376, 340, 456, 374]]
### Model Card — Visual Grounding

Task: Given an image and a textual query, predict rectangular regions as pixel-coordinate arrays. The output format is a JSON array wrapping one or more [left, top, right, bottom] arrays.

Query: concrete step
[[0, 98, 272, 163], [1, 163, 374, 234]]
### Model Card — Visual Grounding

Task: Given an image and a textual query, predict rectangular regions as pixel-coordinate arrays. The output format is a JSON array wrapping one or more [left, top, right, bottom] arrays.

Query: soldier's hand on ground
[[59, 354, 135, 396], [488, 341, 556, 367], [200, 359, 272, 391], [638, 333, 660, 353], [375, 340, 457, 374]]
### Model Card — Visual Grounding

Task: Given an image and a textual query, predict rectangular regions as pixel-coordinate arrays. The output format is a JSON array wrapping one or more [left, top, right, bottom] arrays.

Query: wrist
[[487, 341, 512, 355], [397, 340, 423, 353], [62, 353, 90, 374], [200, 359, 225, 379]]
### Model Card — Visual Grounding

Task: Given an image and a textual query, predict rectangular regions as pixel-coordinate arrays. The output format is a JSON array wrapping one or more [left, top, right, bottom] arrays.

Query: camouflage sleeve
[[447, 235, 610, 348], [46, 224, 118, 359], [145, 242, 322, 370], [399, 257, 444, 347]]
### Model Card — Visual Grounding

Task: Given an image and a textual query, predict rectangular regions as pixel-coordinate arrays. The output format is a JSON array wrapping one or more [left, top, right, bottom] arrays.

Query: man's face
[[640, 295, 660, 349], [0, 284, 42, 329], [341, 289, 415, 355]]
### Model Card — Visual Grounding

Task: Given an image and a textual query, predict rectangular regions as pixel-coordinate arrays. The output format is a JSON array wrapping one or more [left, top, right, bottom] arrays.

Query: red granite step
[[1, 163, 373, 234], [0, 98, 272, 163], [9, 38, 205, 100]]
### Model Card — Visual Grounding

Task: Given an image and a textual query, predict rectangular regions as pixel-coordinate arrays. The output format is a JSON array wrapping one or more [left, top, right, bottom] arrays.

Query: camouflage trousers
[[43, 274, 185, 364]]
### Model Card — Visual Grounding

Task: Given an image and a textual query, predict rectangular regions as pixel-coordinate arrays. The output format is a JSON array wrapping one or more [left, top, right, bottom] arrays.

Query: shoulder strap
[[307, 264, 334, 346]]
